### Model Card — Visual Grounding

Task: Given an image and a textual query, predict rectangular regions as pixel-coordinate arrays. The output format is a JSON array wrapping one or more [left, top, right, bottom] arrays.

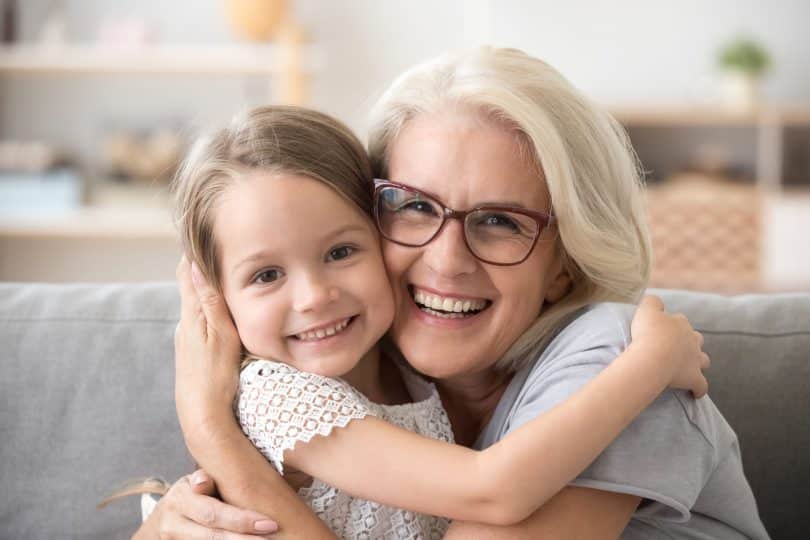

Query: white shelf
[[0, 206, 175, 239], [0, 43, 316, 75], [0, 183, 175, 239]]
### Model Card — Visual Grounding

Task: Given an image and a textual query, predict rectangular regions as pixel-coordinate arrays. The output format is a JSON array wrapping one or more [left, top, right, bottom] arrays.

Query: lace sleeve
[[236, 360, 373, 475]]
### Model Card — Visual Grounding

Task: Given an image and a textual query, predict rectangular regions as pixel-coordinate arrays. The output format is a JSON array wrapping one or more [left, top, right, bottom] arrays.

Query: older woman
[[138, 48, 767, 539]]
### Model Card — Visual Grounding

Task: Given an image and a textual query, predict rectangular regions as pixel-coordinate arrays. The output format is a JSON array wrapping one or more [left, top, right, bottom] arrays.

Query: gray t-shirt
[[475, 302, 769, 539]]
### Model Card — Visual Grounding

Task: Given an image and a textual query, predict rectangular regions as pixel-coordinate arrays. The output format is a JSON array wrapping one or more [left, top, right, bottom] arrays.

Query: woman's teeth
[[413, 289, 487, 317], [295, 318, 351, 341]]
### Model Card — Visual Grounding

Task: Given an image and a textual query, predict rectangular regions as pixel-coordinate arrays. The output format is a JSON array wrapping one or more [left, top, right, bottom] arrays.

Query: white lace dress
[[236, 359, 454, 540]]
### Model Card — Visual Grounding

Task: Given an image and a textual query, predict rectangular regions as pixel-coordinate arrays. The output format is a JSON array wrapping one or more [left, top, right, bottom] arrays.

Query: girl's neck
[[436, 368, 513, 447], [342, 345, 410, 406]]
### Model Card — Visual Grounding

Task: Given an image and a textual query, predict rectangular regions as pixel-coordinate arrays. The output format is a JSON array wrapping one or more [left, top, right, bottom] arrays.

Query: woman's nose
[[292, 273, 339, 312], [422, 218, 479, 278]]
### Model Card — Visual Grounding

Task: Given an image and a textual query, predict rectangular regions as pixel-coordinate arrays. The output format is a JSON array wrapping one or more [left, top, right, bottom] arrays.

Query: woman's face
[[382, 111, 571, 382]]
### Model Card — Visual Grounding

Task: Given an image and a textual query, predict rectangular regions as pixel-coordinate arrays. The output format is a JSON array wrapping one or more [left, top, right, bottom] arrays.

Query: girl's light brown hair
[[175, 105, 374, 291], [100, 105, 374, 509]]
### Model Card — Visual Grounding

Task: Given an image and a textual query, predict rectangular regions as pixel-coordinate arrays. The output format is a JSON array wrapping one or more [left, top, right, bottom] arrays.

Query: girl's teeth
[[296, 318, 350, 341]]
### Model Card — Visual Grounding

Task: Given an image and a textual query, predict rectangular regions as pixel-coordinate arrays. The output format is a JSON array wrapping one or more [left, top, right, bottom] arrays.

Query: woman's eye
[[400, 200, 437, 215], [481, 213, 520, 232], [328, 245, 356, 261], [253, 268, 283, 284]]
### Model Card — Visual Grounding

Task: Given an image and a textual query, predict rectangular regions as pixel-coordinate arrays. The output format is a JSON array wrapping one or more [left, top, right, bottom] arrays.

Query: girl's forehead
[[216, 173, 374, 262]]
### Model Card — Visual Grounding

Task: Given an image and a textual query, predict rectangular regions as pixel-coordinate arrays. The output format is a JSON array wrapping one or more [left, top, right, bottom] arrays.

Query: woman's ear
[[544, 249, 573, 304], [545, 268, 572, 304]]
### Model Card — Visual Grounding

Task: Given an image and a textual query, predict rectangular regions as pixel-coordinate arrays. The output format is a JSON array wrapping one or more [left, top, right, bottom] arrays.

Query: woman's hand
[[175, 255, 244, 450], [134, 470, 279, 539], [630, 295, 710, 398]]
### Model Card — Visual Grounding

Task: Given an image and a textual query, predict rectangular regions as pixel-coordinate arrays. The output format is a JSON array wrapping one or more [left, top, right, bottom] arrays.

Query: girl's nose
[[292, 273, 339, 312]]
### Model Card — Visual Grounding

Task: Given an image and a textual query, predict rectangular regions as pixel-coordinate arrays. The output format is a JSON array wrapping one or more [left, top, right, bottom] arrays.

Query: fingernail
[[191, 471, 207, 485], [255, 520, 278, 533]]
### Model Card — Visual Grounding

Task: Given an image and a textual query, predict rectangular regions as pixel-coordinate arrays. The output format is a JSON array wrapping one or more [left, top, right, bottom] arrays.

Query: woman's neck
[[341, 345, 410, 406], [436, 368, 513, 447]]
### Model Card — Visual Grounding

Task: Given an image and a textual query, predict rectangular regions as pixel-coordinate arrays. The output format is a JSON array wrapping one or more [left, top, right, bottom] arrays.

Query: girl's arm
[[278, 296, 705, 525], [179, 260, 706, 529]]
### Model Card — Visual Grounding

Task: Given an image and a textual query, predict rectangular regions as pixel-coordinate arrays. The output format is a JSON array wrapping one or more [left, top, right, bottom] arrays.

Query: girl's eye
[[253, 268, 284, 284], [328, 245, 356, 261]]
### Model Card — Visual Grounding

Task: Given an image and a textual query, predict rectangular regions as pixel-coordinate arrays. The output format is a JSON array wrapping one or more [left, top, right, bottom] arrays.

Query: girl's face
[[381, 111, 571, 383], [215, 172, 395, 378]]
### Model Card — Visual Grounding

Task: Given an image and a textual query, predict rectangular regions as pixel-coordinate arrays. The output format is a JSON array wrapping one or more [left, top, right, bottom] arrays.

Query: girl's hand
[[175, 255, 243, 448], [135, 470, 278, 539], [630, 295, 711, 398]]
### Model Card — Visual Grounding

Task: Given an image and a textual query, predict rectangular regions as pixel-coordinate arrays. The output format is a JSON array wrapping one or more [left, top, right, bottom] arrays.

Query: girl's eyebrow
[[231, 224, 369, 273], [232, 249, 278, 273], [324, 223, 369, 240]]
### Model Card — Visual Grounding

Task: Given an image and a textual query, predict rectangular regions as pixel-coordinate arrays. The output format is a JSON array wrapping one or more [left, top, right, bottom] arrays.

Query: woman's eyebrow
[[476, 200, 530, 209]]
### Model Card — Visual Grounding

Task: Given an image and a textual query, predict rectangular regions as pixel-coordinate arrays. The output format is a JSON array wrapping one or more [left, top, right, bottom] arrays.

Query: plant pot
[[720, 71, 761, 112], [224, 0, 287, 42]]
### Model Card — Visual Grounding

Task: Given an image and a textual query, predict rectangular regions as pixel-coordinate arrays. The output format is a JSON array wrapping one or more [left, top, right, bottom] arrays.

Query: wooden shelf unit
[[0, 41, 318, 239], [608, 103, 810, 192]]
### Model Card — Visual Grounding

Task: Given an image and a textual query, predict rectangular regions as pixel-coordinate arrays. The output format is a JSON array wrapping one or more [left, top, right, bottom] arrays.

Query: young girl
[[163, 105, 706, 538]]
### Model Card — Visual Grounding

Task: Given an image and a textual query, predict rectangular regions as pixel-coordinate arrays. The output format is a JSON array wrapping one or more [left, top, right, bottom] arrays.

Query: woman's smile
[[382, 110, 567, 380]]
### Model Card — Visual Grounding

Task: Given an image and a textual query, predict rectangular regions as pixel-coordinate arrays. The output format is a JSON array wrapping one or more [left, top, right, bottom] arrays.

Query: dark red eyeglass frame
[[372, 179, 557, 266]]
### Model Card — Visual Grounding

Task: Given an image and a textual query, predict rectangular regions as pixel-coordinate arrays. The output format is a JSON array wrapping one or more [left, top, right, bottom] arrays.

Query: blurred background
[[0, 0, 808, 294]]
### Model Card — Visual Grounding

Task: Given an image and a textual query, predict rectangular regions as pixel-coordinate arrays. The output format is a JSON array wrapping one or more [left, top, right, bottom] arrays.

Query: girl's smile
[[214, 172, 395, 380]]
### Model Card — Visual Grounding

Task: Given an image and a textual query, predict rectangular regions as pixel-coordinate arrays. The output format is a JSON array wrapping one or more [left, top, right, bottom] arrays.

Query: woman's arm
[[133, 471, 281, 540], [180, 252, 706, 528], [174, 258, 336, 539]]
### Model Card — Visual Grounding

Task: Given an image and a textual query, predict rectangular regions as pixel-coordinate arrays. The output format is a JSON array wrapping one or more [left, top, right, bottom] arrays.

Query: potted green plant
[[718, 36, 771, 111]]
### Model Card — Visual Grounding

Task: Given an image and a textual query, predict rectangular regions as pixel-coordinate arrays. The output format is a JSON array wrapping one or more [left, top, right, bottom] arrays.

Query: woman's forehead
[[387, 112, 549, 209]]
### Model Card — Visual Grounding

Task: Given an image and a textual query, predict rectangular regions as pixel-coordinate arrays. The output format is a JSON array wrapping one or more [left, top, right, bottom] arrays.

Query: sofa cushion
[[654, 289, 810, 540]]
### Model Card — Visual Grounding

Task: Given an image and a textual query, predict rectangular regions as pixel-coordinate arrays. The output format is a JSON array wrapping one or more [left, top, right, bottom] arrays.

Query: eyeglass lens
[[376, 185, 541, 265]]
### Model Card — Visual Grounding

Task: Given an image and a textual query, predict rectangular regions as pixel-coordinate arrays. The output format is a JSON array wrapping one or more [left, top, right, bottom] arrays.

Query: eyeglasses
[[373, 179, 556, 266]]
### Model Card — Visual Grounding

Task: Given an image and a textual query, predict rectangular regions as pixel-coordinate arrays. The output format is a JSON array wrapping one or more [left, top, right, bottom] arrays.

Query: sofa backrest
[[652, 288, 810, 540], [1, 283, 188, 539], [1, 283, 808, 539]]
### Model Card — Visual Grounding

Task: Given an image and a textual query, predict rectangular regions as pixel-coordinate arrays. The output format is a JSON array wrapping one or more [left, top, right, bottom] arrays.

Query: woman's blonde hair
[[368, 47, 651, 372], [174, 105, 374, 291]]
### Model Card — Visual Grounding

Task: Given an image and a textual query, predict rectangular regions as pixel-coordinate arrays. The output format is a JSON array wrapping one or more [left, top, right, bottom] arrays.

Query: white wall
[[490, 0, 810, 104], [4, 0, 807, 162], [2, 1, 808, 284]]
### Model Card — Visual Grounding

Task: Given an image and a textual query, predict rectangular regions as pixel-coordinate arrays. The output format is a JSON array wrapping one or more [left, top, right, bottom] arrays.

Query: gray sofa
[[1, 283, 808, 539]]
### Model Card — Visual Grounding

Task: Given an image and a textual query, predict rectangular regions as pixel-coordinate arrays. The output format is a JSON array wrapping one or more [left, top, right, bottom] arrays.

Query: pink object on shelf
[[97, 18, 156, 49]]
